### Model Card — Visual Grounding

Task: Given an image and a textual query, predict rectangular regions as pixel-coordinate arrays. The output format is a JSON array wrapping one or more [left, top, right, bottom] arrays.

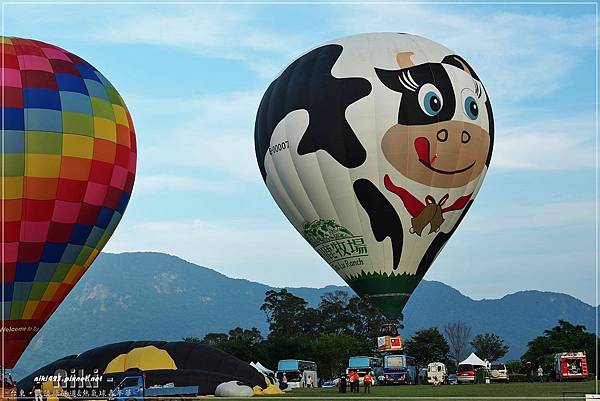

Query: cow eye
[[418, 84, 443, 117], [464, 96, 478, 120]]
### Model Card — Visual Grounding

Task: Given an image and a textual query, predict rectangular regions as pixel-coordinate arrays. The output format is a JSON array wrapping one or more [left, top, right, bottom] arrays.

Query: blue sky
[[5, 2, 598, 304]]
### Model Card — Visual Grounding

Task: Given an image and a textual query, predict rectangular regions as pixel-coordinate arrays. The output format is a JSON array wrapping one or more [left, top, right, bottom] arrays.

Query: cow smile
[[419, 159, 476, 175], [414, 136, 475, 175]]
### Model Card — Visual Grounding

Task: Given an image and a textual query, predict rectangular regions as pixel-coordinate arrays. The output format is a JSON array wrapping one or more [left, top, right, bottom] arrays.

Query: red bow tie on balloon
[[384, 175, 472, 236]]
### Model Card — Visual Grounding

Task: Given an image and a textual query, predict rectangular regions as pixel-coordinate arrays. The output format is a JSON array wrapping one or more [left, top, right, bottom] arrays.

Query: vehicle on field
[[456, 364, 476, 384], [114, 375, 199, 401], [321, 380, 337, 388], [447, 374, 458, 385], [554, 352, 588, 381], [276, 359, 318, 388], [381, 354, 417, 385], [427, 362, 447, 385], [489, 363, 509, 382], [346, 356, 383, 385]]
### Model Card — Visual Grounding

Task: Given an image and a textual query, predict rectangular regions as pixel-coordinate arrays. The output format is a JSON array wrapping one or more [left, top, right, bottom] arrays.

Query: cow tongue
[[414, 137, 431, 166]]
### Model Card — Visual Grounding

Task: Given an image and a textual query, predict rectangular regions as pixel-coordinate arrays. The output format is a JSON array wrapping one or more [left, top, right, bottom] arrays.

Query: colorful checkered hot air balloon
[[1, 37, 136, 369]]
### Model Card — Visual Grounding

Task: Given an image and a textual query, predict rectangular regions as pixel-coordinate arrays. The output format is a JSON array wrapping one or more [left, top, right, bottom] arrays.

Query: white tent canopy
[[459, 353, 487, 367]]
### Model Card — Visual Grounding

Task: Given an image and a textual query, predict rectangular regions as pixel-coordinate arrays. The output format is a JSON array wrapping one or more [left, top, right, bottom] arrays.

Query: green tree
[[197, 328, 267, 363], [310, 333, 363, 380], [317, 291, 353, 335], [345, 296, 388, 342], [261, 289, 313, 338], [405, 327, 451, 367], [200, 333, 229, 346], [470, 333, 509, 362], [506, 360, 523, 374], [521, 320, 598, 373], [221, 327, 267, 363], [182, 336, 202, 343]]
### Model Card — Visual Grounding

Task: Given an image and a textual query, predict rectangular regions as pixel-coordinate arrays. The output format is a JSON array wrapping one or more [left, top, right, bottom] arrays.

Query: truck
[[381, 354, 417, 385], [113, 375, 199, 401], [346, 356, 383, 385], [554, 352, 588, 381]]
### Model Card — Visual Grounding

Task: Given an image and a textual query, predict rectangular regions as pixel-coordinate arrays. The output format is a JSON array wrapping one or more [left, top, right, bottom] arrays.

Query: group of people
[[524, 363, 551, 383], [338, 370, 374, 393]]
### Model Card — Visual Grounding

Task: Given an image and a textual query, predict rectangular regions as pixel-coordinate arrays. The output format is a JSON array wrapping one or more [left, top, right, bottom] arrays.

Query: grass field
[[274, 381, 597, 400]]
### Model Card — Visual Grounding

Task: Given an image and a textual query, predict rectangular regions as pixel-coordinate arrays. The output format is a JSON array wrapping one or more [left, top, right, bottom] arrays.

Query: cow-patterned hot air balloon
[[255, 33, 493, 321], [1, 37, 136, 369]]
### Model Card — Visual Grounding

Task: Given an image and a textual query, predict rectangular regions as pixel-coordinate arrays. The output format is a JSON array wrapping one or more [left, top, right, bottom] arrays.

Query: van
[[427, 362, 447, 385], [456, 364, 476, 384], [489, 363, 509, 382]]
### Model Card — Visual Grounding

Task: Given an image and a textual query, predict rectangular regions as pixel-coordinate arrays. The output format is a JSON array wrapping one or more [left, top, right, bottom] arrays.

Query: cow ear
[[441, 55, 480, 81], [375, 68, 405, 93]]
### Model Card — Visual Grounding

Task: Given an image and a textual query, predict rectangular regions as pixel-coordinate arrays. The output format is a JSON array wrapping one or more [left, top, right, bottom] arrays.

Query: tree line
[[185, 289, 386, 379], [184, 290, 597, 378]]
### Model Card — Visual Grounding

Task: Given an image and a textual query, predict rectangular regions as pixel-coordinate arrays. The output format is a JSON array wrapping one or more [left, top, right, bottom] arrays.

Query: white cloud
[[134, 91, 263, 182], [97, 7, 300, 56], [92, 6, 305, 77], [493, 115, 595, 170], [334, 5, 595, 101], [5, 4, 306, 76]]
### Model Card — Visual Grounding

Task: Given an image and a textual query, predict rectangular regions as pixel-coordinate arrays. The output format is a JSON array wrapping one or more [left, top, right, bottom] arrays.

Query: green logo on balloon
[[303, 220, 368, 271]]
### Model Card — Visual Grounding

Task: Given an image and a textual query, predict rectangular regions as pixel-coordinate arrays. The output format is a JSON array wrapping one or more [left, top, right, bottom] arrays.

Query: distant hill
[[13, 252, 597, 377]]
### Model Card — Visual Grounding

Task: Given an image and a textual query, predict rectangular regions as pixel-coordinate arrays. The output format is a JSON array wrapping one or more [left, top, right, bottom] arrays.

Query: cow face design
[[255, 33, 494, 318], [375, 53, 492, 189]]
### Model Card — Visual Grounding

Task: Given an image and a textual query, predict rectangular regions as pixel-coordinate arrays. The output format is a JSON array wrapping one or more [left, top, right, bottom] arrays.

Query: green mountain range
[[13, 252, 596, 377]]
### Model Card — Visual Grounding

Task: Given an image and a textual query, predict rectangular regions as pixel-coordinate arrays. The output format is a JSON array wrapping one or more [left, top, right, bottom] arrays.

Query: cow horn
[[396, 51, 416, 68]]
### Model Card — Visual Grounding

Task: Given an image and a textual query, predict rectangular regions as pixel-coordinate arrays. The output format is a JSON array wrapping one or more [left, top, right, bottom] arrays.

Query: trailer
[[114, 375, 199, 401], [554, 352, 588, 381]]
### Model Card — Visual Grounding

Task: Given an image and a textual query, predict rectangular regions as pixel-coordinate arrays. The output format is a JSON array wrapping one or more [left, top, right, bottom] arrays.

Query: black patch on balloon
[[353, 179, 403, 269], [483, 96, 494, 167], [416, 200, 473, 277], [375, 63, 456, 126], [254, 44, 372, 180], [441, 54, 481, 81], [441, 54, 494, 167]]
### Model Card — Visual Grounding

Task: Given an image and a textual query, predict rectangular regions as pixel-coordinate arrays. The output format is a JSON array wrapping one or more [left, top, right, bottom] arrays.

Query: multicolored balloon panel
[[1, 37, 136, 368]]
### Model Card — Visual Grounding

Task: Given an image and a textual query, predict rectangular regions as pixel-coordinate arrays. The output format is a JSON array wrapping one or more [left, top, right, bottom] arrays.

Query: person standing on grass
[[32, 381, 43, 401], [339, 373, 347, 393], [538, 366, 544, 383], [353, 371, 360, 393], [348, 371, 355, 393], [363, 372, 373, 393], [526, 362, 533, 382]]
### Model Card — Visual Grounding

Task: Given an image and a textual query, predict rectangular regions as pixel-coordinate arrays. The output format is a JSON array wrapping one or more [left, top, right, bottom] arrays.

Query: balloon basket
[[379, 321, 400, 337]]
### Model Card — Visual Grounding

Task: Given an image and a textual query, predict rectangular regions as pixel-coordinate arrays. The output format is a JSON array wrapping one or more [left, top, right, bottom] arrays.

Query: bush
[[506, 360, 523, 374], [508, 374, 530, 382]]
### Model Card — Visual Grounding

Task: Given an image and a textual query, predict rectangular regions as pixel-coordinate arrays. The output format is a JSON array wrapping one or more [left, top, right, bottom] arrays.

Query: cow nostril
[[461, 131, 471, 144], [436, 129, 448, 142]]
